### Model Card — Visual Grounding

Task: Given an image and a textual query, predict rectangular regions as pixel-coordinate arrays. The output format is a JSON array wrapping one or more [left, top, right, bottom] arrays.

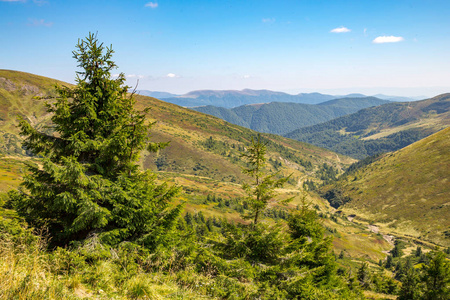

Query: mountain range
[[137, 89, 420, 108], [192, 97, 391, 135]]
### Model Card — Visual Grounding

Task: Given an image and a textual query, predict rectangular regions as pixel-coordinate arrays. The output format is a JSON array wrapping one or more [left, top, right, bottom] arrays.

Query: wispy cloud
[[262, 18, 275, 24], [330, 26, 351, 33], [27, 18, 53, 27], [372, 35, 404, 44], [145, 2, 158, 8], [127, 74, 146, 79], [33, 0, 48, 5]]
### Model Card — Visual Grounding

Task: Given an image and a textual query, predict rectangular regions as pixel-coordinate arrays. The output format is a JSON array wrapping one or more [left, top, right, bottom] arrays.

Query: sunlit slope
[[0, 70, 71, 155], [337, 127, 450, 246], [0, 69, 354, 185], [0, 70, 391, 263]]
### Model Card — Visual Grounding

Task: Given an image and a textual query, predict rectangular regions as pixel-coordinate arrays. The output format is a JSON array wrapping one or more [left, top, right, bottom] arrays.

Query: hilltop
[[324, 127, 450, 246], [286, 94, 450, 159]]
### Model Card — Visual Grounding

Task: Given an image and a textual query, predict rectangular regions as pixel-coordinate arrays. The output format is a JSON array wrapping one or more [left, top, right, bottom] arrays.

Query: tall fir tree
[[9, 33, 181, 248], [240, 133, 290, 224], [422, 251, 450, 300]]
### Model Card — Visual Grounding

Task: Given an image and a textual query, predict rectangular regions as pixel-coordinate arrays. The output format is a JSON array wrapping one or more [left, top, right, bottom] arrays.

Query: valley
[[0, 68, 449, 299]]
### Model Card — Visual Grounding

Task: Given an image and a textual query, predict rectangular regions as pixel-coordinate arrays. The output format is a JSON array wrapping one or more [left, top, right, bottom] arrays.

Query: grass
[[338, 127, 450, 246], [0, 232, 211, 299]]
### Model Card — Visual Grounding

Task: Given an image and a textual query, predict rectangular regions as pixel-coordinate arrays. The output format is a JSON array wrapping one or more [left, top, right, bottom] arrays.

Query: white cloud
[[262, 18, 275, 24], [27, 18, 53, 27], [166, 73, 180, 78], [243, 75, 251, 79], [330, 26, 351, 33], [372, 36, 404, 44], [145, 2, 158, 8]]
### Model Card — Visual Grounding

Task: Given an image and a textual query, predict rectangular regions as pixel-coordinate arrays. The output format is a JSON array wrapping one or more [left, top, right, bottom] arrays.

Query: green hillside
[[0, 70, 354, 182], [0, 69, 72, 155], [0, 70, 394, 262], [324, 127, 450, 246], [286, 94, 450, 159], [193, 97, 390, 135]]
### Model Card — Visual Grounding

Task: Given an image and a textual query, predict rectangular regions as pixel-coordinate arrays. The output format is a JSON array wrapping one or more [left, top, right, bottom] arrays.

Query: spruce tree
[[240, 134, 290, 224], [423, 251, 450, 300], [9, 33, 181, 247]]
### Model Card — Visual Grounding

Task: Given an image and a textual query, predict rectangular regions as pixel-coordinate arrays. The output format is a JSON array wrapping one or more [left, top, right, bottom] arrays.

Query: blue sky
[[1, 0, 449, 96]]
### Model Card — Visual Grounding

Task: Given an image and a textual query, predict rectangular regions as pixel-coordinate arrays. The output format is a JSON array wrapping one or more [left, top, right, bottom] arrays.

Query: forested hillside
[[286, 94, 450, 159], [193, 97, 389, 135]]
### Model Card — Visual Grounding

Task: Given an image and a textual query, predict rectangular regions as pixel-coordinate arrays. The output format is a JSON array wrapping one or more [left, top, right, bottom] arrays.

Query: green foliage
[[316, 163, 339, 184], [321, 187, 351, 209], [357, 262, 370, 289], [398, 267, 421, 300], [342, 153, 383, 176], [241, 134, 291, 224], [390, 240, 405, 258], [7, 33, 181, 247], [214, 222, 285, 265], [286, 95, 450, 159], [422, 251, 450, 300]]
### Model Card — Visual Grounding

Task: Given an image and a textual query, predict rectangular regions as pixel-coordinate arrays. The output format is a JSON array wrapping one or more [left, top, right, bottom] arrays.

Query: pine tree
[[422, 251, 450, 300], [9, 33, 181, 247], [398, 267, 421, 300], [357, 262, 370, 289], [240, 134, 290, 224]]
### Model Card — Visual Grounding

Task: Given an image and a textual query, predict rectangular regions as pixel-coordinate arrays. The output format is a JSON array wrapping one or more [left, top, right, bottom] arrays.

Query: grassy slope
[[336, 127, 450, 246], [0, 70, 394, 262]]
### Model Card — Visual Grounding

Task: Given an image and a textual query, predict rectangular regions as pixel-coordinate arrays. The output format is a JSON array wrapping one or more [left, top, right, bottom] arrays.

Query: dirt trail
[[368, 224, 395, 246]]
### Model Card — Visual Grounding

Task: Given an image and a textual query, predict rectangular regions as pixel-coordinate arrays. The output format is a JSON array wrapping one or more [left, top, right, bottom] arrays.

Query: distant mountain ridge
[[192, 97, 391, 135], [285, 94, 450, 159], [136, 90, 178, 99], [137, 88, 420, 108]]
